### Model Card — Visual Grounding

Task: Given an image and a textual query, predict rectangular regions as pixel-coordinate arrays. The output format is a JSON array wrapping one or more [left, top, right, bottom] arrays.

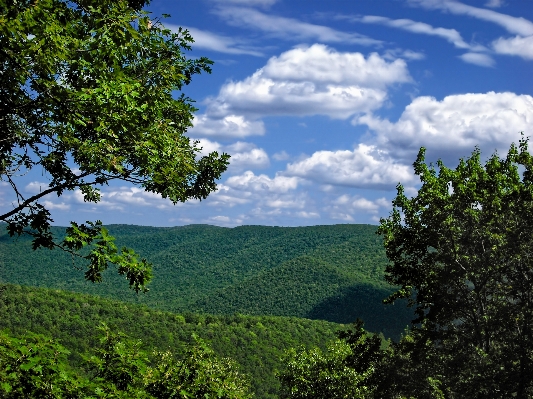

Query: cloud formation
[[458, 52, 495, 67], [492, 35, 533, 60], [191, 45, 412, 139], [284, 144, 415, 190], [198, 139, 270, 172], [214, 6, 382, 46], [356, 15, 485, 52], [357, 91, 533, 162], [409, 0, 533, 37], [167, 25, 263, 56], [408, 0, 533, 60]]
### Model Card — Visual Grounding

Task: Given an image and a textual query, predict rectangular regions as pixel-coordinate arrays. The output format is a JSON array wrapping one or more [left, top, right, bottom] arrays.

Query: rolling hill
[[0, 223, 413, 338]]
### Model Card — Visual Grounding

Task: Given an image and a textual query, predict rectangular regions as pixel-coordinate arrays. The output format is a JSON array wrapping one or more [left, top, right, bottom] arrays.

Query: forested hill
[[0, 283, 343, 398], [0, 223, 413, 338]]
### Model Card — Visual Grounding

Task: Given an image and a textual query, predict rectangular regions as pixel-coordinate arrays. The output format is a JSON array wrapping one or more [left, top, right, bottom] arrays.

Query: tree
[[0, 326, 254, 398], [0, 332, 87, 398], [277, 321, 381, 399], [378, 138, 533, 398], [0, 0, 229, 292]]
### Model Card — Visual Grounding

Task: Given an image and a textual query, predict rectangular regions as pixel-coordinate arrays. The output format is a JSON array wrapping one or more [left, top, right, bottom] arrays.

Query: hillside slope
[[0, 224, 413, 337], [0, 284, 343, 398]]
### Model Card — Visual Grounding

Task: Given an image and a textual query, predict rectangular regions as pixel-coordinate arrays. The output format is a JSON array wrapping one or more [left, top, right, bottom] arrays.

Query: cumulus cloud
[[226, 171, 300, 193], [192, 45, 412, 139], [167, 25, 263, 56], [68, 187, 175, 212], [214, 6, 382, 46], [198, 139, 270, 171], [190, 114, 265, 139], [325, 194, 389, 222], [206, 171, 312, 219], [357, 91, 533, 162], [284, 144, 415, 190], [260, 45, 411, 89], [459, 52, 495, 67]]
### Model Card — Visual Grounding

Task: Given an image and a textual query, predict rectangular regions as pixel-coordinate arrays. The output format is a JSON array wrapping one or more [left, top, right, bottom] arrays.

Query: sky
[[3, 0, 533, 228]]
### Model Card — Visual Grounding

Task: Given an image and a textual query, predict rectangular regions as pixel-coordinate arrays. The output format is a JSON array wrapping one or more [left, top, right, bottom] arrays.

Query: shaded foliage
[[378, 139, 533, 398]]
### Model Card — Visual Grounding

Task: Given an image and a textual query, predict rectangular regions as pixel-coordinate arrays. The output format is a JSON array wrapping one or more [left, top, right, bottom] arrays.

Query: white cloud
[[42, 200, 70, 211], [226, 171, 299, 193], [206, 171, 313, 219], [190, 114, 265, 139], [198, 139, 270, 171], [273, 151, 290, 161], [492, 35, 533, 60], [295, 211, 320, 219], [383, 48, 425, 61], [211, 76, 387, 119], [357, 92, 533, 162], [409, 0, 533, 37], [407, 0, 533, 60], [193, 44, 412, 138], [168, 25, 263, 56], [356, 15, 486, 52], [459, 52, 495, 67], [214, 6, 382, 46], [24, 181, 49, 194], [325, 194, 391, 222], [485, 0, 505, 8], [284, 144, 415, 190], [260, 45, 411, 89]]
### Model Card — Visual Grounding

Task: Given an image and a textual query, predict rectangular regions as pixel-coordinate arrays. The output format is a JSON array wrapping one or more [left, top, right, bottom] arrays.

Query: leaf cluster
[[1, 0, 229, 291]]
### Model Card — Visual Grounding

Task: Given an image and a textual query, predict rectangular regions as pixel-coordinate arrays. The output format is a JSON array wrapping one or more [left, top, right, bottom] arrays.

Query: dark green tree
[[0, 0, 229, 292], [378, 138, 533, 398]]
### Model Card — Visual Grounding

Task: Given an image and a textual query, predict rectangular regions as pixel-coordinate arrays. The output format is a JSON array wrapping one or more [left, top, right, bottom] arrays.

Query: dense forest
[[0, 224, 413, 339], [0, 284, 347, 398]]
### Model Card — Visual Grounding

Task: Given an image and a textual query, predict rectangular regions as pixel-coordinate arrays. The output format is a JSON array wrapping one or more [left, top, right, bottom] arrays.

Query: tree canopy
[[378, 138, 533, 398], [0, 0, 229, 291]]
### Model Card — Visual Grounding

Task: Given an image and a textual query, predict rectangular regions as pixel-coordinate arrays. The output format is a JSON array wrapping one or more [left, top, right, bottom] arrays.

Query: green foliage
[[0, 332, 87, 398], [0, 224, 413, 339], [0, 326, 253, 398], [278, 341, 369, 399], [147, 336, 252, 399], [0, 0, 229, 291], [378, 139, 533, 398], [277, 321, 384, 399], [0, 284, 342, 398]]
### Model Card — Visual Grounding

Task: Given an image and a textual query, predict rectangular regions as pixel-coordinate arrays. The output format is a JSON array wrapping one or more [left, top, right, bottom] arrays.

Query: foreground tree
[[278, 321, 380, 399], [378, 138, 533, 398], [0, 326, 253, 398], [0, 0, 229, 291]]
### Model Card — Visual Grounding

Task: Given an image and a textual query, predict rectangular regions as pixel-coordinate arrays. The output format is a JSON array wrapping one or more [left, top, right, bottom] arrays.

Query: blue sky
[[4, 0, 533, 227]]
